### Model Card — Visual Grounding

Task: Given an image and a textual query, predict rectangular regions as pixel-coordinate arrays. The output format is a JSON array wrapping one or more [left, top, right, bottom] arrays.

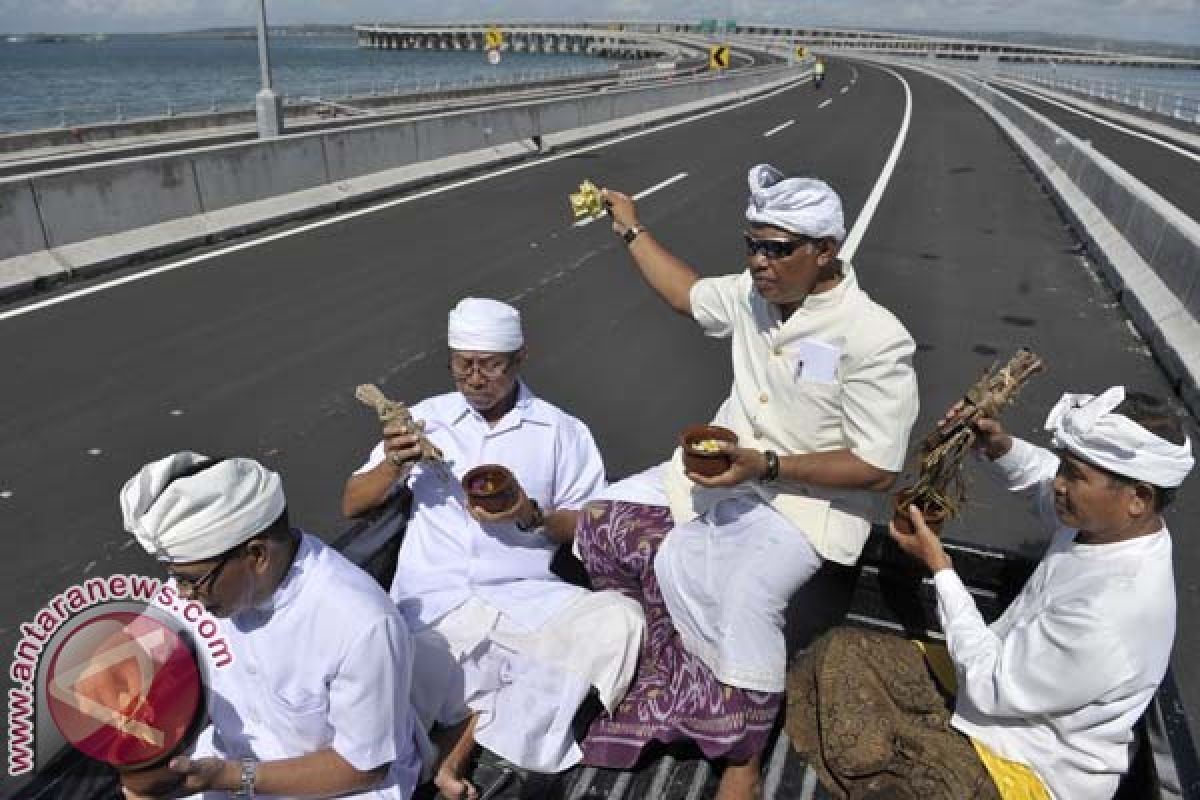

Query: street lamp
[[255, 0, 283, 137]]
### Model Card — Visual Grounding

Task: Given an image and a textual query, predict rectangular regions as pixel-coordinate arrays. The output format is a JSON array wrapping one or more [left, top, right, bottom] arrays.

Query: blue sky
[[0, 0, 1197, 45]]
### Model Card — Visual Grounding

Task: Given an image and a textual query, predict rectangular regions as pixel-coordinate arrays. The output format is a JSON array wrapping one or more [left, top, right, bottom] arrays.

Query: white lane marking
[[170, 409, 184, 416], [818, 98, 833, 109], [762, 119, 795, 137], [1002, 83, 1200, 164], [0, 78, 808, 323], [840, 85, 849, 94], [840, 66, 913, 261], [87, 448, 102, 456], [0, 491, 12, 499], [572, 172, 689, 227], [83, 560, 97, 573]]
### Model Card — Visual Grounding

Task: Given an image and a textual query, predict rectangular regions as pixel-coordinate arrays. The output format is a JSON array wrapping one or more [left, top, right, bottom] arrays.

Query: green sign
[[699, 18, 718, 33], [724, 19, 737, 32]]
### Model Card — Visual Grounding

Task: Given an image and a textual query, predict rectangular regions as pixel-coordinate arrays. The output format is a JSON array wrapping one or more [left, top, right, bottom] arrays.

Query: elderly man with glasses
[[119, 454, 427, 800], [561, 165, 920, 800], [341, 297, 643, 798]]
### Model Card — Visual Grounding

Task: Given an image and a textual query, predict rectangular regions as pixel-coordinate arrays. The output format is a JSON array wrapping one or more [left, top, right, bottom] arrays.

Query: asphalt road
[[999, 82, 1200, 217], [2, 57, 1199, 745]]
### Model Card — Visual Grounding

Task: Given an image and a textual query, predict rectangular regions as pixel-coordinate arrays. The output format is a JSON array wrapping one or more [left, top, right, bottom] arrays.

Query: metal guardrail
[[998, 70, 1200, 125], [0, 66, 616, 136]]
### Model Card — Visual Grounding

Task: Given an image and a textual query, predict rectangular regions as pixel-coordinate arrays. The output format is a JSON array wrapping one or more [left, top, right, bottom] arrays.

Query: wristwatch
[[231, 757, 256, 799], [622, 225, 645, 245], [761, 450, 781, 484], [516, 498, 546, 532]]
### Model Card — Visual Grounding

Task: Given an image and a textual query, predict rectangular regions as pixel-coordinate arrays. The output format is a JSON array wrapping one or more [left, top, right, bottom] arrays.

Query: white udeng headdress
[[744, 164, 846, 241], [447, 297, 524, 353], [121, 452, 286, 563], [1045, 386, 1194, 488]]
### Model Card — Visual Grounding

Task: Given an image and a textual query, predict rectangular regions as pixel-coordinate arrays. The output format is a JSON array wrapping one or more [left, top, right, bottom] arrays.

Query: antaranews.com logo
[[8, 574, 231, 777]]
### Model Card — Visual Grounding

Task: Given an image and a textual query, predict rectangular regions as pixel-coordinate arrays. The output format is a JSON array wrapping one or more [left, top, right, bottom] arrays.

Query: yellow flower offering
[[569, 180, 605, 220], [690, 439, 724, 454]]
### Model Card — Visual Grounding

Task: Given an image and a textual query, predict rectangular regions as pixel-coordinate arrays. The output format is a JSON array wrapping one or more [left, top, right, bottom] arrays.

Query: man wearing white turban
[[341, 297, 643, 795], [120, 453, 427, 800], [576, 167, 918, 799], [790, 388, 1193, 799]]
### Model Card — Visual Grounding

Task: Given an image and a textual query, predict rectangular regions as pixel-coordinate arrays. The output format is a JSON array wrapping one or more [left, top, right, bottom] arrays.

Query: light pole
[[255, 0, 283, 137]]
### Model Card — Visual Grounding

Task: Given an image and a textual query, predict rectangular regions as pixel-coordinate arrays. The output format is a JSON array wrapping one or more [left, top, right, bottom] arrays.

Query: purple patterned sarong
[[576, 500, 781, 768]]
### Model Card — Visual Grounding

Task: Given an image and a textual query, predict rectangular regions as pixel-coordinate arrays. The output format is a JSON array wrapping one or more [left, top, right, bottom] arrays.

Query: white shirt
[[665, 263, 919, 564], [356, 382, 607, 630], [938, 438, 1176, 800], [192, 533, 424, 800]]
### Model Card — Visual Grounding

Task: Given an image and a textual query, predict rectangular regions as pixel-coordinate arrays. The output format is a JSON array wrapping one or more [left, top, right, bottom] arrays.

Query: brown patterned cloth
[[785, 627, 1001, 800], [575, 500, 781, 768]]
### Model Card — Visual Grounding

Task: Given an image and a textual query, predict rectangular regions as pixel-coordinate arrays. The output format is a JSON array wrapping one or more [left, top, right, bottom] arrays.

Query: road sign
[[484, 27, 503, 50], [709, 45, 730, 70], [796, 45, 807, 59], [487, 48, 501, 65]]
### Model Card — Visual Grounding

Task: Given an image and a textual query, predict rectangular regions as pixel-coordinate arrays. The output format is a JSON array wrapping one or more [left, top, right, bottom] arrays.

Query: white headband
[[1045, 387, 1194, 488], [121, 452, 286, 563], [447, 297, 523, 353], [744, 164, 845, 241]]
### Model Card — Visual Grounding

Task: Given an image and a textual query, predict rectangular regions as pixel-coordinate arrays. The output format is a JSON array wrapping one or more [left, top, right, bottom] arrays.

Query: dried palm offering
[[355, 384, 450, 479]]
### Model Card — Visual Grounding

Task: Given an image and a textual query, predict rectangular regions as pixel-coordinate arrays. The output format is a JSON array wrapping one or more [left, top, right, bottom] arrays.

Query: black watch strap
[[762, 450, 781, 483], [622, 225, 645, 245]]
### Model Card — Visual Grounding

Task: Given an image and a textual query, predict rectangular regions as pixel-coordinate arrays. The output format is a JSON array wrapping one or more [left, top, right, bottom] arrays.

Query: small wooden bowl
[[890, 489, 949, 537], [462, 465, 520, 514], [680, 425, 739, 477]]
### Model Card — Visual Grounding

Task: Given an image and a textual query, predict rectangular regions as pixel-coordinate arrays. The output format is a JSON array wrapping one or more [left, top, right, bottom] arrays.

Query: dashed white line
[[840, 86, 849, 94], [83, 561, 97, 574], [818, 98, 833, 109], [573, 172, 689, 227], [170, 409, 184, 416], [87, 448, 103, 456], [0, 77, 807, 323], [0, 491, 12, 499], [762, 119, 795, 138], [840, 67, 913, 261]]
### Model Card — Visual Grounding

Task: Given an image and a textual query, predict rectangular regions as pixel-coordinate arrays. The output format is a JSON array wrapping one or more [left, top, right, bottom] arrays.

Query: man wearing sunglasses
[[120, 453, 426, 800], [342, 297, 643, 797], [567, 165, 918, 799]]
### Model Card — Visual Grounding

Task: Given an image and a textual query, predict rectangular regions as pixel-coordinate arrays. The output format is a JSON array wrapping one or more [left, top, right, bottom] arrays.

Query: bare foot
[[716, 755, 762, 800], [435, 766, 478, 800]]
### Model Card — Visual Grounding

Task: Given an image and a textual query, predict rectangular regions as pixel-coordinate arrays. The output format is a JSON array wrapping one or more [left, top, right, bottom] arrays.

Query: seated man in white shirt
[[118, 453, 427, 800], [572, 166, 918, 800], [342, 297, 643, 796], [788, 387, 1194, 800]]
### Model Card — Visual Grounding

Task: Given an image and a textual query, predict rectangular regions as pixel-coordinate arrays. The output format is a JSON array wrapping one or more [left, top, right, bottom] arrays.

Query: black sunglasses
[[170, 546, 242, 596], [743, 233, 814, 260]]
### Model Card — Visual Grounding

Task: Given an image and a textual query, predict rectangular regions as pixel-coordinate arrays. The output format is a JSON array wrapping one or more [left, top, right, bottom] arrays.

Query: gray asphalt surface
[[1, 57, 1198, 750]]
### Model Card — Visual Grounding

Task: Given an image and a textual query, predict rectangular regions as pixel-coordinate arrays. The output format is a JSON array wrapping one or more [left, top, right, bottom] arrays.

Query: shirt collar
[[449, 381, 551, 431]]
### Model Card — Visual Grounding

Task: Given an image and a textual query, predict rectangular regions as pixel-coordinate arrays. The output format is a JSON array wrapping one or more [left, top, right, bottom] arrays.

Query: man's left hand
[[121, 756, 231, 799], [469, 487, 535, 528], [687, 444, 769, 488]]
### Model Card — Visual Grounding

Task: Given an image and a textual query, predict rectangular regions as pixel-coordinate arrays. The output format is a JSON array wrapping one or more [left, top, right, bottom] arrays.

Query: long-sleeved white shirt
[[936, 438, 1176, 800]]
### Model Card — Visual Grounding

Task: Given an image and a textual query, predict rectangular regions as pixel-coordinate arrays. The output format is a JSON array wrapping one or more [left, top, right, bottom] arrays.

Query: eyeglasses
[[169, 547, 241, 596], [449, 354, 514, 380], [743, 233, 814, 260]]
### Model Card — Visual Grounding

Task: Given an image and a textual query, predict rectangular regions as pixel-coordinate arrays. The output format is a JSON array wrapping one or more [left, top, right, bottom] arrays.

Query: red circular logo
[[46, 610, 204, 769]]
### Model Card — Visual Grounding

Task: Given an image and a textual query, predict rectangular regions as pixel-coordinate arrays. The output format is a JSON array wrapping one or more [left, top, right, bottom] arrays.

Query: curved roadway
[[1, 58, 1198, 736]]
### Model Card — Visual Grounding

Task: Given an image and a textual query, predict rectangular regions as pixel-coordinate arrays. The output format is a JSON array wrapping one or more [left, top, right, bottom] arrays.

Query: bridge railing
[[997, 71, 1200, 126]]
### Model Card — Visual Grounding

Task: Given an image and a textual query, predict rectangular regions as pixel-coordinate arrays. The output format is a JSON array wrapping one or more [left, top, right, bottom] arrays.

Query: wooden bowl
[[462, 465, 520, 514], [680, 425, 739, 477]]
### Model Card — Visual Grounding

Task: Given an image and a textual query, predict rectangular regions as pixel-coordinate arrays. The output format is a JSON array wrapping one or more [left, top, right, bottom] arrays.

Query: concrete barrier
[[0, 65, 806, 301]]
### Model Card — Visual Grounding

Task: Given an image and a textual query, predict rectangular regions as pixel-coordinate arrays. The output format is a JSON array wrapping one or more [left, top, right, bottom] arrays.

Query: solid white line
[[818, 98, 833, 109], [0, 76, 809, 323], [840, 66, 913, 261], [762, 119, 795, 137], [572, 172, 688, 227], [1001, 82, 1200, 164]]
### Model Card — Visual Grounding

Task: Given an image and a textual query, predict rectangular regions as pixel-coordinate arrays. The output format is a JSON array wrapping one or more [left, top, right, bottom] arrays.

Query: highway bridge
[[1, 38, 1198, 798]]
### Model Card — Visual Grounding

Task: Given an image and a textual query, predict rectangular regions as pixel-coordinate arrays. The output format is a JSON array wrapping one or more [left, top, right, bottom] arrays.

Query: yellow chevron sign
[[709, 45, 730, 70], [485, 27, 504, 49], [796, 45, 807, 59]]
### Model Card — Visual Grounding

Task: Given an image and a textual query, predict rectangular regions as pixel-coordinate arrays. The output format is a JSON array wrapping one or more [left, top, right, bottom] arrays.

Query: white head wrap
[[447, 297, 524, 353], [120, 452, 287, 563], [1045, 386, 1194, 488], [745, 164, 846, 241]]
